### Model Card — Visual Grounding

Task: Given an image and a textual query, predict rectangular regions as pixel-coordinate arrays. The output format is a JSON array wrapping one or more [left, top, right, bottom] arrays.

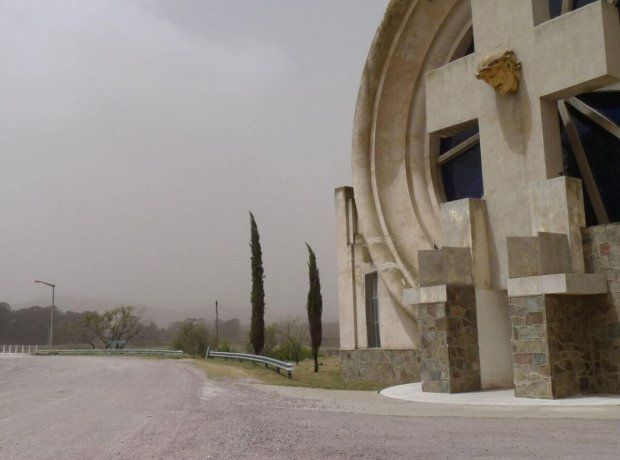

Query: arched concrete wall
[[351, 0, 472, 340]]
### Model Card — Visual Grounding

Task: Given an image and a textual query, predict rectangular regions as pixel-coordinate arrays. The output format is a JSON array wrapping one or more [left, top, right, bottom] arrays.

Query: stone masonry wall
[[509, 296, 552, 398], [546, 294, 613, 397], [340, 349, 420, 385], [582, 223, 620, 393], [510, 294, 613, 398], [419, 286, 481, 393]]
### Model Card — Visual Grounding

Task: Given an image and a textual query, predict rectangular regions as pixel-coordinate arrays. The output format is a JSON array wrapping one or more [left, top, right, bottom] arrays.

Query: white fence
[[1, 345, 37, 355]]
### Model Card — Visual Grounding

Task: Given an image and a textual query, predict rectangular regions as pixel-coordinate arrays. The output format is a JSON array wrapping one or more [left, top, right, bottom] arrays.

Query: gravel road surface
[[1, 355, 619, 459]]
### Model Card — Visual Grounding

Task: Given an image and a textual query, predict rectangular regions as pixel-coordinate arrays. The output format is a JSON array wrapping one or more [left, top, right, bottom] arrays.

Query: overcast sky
[[0, 0, 388, 322]]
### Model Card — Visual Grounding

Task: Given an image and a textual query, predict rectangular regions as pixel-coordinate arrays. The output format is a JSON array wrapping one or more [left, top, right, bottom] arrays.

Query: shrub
[[171, 320, 210, 357], [218, 339, 233, 352]]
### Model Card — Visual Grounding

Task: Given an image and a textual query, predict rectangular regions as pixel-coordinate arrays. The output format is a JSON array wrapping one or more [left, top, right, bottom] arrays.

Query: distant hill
[[11, 296, 338, 332], [13, 297, 341, 344], [14, 296, 244, 327]]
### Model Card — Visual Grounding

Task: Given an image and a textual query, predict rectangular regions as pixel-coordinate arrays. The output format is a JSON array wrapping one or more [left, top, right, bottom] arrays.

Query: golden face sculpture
[[475, 50, 522, 96]]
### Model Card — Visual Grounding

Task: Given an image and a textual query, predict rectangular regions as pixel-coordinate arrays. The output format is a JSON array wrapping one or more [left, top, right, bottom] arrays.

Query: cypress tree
[[305, 243, 323, 372], [249, 212, 265, 355]]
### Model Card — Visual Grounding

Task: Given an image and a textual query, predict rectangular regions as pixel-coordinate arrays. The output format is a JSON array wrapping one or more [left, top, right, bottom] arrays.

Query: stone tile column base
[[419, 285, 481, 393], [509, 294, 611, 399]]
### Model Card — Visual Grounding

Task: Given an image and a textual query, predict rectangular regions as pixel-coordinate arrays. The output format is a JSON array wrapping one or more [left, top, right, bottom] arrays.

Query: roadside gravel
[[1, 356, 619, 459]]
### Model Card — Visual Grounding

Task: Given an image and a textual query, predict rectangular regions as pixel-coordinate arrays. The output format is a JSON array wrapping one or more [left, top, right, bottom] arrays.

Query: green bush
[[218, 339, 233, 352], [171, 320, 210, 357], [273, 343, 312, 363]]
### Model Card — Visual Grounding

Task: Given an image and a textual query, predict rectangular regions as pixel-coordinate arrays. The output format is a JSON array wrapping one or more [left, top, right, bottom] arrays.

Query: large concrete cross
[[425, 0, 620, 288]]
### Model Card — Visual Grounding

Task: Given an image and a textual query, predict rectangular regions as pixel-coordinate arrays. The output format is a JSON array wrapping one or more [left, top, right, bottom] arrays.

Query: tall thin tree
[[305, 244, 323, 372], [249, 212, 265, 355]]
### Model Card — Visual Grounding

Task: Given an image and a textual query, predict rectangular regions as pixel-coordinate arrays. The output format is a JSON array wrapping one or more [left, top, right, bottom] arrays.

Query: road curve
[[1, 356, 619, 459]]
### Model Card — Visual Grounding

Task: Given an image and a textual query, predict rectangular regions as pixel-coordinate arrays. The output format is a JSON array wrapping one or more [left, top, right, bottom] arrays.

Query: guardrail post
[[35, 345, 38, 354], [287, 370, 292, 379], [2, 344, 4, 353], [21, 345, 24, 354], [206, 347, 210, 359]]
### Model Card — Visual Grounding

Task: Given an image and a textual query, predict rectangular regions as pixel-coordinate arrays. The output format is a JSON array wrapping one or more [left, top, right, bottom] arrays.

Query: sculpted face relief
[[475, 50, 521, 95]]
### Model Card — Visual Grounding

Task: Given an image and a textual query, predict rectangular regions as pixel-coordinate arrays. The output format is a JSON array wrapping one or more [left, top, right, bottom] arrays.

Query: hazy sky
[[0, 0, 388, 322]]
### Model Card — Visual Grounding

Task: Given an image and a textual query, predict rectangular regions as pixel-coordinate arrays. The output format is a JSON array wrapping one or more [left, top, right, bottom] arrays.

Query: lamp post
[[215, 300, 219, 351], [35, 280, 55, 350]]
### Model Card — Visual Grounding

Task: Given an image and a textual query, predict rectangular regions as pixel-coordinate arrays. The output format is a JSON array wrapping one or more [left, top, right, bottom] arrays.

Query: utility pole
[[35, 280, 56, 351], [215, 300, 219, 350]]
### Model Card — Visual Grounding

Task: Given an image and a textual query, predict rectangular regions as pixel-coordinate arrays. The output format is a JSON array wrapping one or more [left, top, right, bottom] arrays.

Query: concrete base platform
[[381, 383, 620, 406]]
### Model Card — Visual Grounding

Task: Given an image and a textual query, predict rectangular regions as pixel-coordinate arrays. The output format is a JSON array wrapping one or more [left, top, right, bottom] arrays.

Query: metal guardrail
[[206, 348, 294, 378], [34, 348, 183, 357]]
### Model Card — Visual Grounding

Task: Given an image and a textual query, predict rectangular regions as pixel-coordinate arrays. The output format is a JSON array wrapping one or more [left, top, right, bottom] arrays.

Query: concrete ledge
[[380, 382, 620, 406], [507, 273, 608, 297], [403, 285, 448, 305]]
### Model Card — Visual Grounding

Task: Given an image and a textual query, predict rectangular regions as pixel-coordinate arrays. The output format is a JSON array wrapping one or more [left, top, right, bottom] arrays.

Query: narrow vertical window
[[365, 273, 381, 348]]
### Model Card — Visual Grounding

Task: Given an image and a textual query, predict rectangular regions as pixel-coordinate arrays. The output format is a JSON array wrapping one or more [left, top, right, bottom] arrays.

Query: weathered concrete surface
[[2, 356, 620, 459]]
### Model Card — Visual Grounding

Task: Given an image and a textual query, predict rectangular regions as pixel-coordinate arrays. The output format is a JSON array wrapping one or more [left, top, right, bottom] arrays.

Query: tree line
[[0, 302, 242, 348]]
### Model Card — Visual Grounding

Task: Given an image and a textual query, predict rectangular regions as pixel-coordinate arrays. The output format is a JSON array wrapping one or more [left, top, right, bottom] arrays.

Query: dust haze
[[0, 0, 388, 324]]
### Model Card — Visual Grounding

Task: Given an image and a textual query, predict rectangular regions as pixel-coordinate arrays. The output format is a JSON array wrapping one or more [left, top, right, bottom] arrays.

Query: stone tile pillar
[[507, 231, 610, 398], [409, 247, 482, 393], [508, 295, 552, 398], [509, 293, 609, 398], [419, 285, 481, 393]]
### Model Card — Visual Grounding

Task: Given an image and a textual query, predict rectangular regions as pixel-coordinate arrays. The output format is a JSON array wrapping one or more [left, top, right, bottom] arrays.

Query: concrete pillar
[[405, 198, 512, 391], [529, 177, 586, 274], [406, 247, 482, 393]]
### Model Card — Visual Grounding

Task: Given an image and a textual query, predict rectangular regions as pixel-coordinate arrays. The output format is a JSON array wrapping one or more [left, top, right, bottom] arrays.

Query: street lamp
[[215, 300, 219, 351], [35, 280, 56, 350]]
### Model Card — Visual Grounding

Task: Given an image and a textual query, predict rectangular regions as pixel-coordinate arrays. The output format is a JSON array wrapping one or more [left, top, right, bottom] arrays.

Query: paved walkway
[[380, 382, 620, 406]]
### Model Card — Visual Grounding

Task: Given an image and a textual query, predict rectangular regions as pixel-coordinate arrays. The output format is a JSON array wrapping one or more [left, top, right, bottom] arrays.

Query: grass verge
[[195, 355, 385, 391]]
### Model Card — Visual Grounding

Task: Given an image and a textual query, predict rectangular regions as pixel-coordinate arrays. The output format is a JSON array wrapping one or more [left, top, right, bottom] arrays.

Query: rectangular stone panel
[[507, 232, 571, 279], [418, 247, 473, 287]]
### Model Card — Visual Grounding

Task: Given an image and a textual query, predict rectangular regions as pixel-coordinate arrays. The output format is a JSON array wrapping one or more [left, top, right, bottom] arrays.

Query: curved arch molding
[[351, 0, 471, 317]]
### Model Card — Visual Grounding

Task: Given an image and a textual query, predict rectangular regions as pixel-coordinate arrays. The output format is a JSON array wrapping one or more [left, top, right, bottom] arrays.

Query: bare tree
[[82, 306, 143, 349]]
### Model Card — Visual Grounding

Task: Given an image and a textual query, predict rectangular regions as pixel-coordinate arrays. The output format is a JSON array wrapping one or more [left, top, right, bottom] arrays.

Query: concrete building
[[336, 0, 620, 398]]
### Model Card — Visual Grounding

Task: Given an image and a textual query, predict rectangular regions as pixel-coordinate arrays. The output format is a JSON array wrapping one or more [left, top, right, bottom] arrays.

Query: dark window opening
[[438, 122, 483, 202], [365, 273, 381, 349], [561, 98, 620, 225], [549, 0, 598, 19], [440, 143, 483, 201]]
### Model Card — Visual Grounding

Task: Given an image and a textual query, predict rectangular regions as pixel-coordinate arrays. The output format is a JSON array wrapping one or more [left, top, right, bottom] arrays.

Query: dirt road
[[1, 355, 619, 459]]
